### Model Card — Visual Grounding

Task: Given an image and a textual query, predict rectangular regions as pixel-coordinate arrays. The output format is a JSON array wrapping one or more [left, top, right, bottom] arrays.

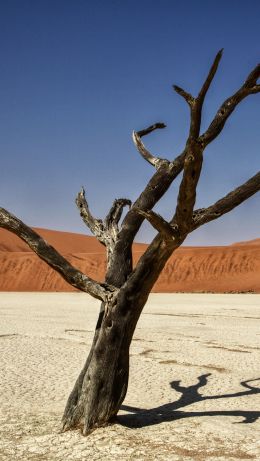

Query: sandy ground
[[0, 293, 259, 461]]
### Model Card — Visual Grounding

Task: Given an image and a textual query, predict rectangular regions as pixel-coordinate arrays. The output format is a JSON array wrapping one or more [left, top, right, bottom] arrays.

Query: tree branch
[[171, 140, 203, 235], [198, 49, 223, 102], [135, 208, 179, 241], [124, 232, 181, 299], [104, 198, 132, 244], [169, 53, 258, 238], [200, 62, 260, 147], [190, 49, 223, 139], [105, 199, 131, 228], [126, 169, 260, 300], [174, 50, 223, 140], [191, 171, 260, 231], [132, 123, 169, 170], [0, 207, 117, 301], [123, 51, 225, 247], [244, 65, 260, 89], [113, 149, 186, 268], [173, 85, 194, 107], [76, 187, 106, 244], [76, 188, 132, 252], [107, 54, 259, 287], [136, 122, 166, 137], [105, 147, 187, 286]]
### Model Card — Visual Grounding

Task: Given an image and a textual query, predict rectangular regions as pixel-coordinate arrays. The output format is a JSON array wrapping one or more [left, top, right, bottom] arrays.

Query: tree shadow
[[119, 375, 260, 428]]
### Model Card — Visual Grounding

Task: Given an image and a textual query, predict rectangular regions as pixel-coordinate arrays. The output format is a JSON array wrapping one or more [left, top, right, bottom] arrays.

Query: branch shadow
[[119, 374, 260, 428]]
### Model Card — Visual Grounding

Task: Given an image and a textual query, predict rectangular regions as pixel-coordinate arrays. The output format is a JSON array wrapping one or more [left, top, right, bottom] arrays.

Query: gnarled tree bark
[[0, 51, 259, 435]]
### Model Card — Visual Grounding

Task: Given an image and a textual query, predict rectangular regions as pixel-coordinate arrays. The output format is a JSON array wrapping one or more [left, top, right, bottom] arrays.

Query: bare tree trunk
[[61, 236, 175, 434], [62, 288, 146, 435]]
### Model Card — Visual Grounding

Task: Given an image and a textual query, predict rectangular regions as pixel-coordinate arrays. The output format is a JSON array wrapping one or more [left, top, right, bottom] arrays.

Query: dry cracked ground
[[0, 292, 259, 461]]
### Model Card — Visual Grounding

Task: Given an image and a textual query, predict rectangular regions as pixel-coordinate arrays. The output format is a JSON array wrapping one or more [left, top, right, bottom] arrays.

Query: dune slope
[[0, 228, 259, 292]]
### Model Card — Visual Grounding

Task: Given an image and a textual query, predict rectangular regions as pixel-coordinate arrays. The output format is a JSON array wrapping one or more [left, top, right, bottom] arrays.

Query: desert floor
[[0, 293, 259, 461]]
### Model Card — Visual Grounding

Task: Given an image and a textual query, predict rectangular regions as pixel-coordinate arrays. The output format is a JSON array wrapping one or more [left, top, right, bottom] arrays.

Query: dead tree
[[0, 51, 259, 435]]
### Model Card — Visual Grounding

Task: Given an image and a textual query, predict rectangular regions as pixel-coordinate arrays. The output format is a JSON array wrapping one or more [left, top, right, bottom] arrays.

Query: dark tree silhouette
[[0, 51, 259, 435], [120, 376, 260, 426]]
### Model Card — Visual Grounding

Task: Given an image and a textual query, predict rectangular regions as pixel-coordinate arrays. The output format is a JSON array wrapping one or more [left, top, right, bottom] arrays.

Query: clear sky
[[0, 0, 259, 246]]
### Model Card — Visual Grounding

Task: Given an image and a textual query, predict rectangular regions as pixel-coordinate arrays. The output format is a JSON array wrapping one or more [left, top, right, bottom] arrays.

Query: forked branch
[[174, 49, 224, 139], [0, 207, 117, 301], [76, 188, 131, 250], [76, 187, 106, 244], [105, 199, 132, 227], [105, 198, 132, 235], [170, 51, 225, 231]]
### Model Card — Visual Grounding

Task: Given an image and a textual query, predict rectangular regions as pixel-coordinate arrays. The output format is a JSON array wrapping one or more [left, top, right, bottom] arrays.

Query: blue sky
[[0, 0, 259, 245]]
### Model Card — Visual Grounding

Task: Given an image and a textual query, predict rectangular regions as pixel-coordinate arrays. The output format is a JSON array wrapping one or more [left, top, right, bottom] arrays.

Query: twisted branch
[[132, 122, 169, 170]]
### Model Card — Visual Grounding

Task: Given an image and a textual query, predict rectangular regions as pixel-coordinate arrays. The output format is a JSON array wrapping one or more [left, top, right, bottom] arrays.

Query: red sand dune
[[0, 228, 259, 293]]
